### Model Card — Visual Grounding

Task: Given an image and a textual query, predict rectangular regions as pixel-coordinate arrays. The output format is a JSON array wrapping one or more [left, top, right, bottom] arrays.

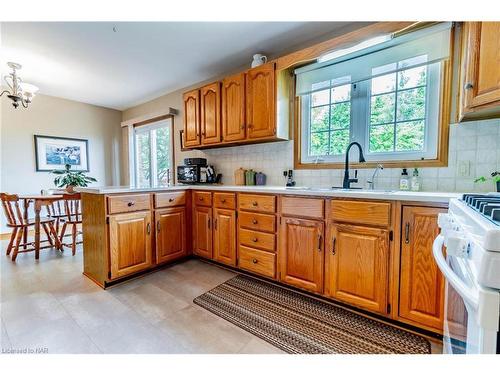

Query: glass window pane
[[311, 106, 329, 132], [135, 132, 150, 188], [397, 87, 426, 121], [311, 89, 330, 107], [398, 65, 427, 89], [331, 84, 351, 102], [370, 93, 395, 124], [155, 126, 171, 186], [310, 132, 329, 156], [329, 129, 350, 155], [396, 120, 425, 151], [330, 102, 350, 129], [369, 124, 394, 152], [371, 73, 396, 95]]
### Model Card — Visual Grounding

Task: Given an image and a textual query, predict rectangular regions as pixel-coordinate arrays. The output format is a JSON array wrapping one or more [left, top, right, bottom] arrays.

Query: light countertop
[[77, 185, 461, 203]]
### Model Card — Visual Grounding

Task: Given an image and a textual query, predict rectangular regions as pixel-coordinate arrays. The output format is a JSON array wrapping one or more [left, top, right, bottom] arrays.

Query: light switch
[[457, 160, 471, 177]]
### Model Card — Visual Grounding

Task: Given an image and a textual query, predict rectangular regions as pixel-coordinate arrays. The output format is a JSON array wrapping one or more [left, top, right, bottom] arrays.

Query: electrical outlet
[[457, 160, 471, 177]]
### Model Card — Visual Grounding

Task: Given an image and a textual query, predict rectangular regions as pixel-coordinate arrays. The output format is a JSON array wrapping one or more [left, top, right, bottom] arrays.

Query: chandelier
[[1, 62, 39, 109]]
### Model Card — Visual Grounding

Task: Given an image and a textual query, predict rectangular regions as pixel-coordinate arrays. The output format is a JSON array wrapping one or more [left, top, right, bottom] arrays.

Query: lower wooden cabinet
[[279, 217, 324, 293], [155, 207, 186, 264], [109, 211, 152, 279], [213, 208, 236, 266], [193, 206, 213, 259], [325, 223, 389, 314], [399, 206, 446, 332]]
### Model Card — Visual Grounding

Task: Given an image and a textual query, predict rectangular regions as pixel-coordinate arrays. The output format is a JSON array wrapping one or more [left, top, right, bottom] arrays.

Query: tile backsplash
[[182, 118, 500, 192]]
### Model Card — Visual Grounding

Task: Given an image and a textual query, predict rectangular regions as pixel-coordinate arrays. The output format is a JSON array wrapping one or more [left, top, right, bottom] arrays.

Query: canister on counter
[[255, 172, 266, 186], [234, 168, 246, 186], [245, 169, 256, 186]]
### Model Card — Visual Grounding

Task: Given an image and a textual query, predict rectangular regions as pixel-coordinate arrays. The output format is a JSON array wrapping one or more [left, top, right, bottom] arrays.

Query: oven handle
[[433, 235, 479, 309]]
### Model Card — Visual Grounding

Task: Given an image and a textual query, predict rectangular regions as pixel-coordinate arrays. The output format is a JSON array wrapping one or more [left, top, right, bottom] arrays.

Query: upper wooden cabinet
[[246, 62, 276, 139], [155, 207, 186, 265], [399, 206, 446, 333], [222, 73, 246, 142], [109, 211, 152, 279], [459, 22, 500, 120], [200, 82, 222, 145], [213, 208, 236, 266], [183, 89, 201, 147], [279, 217, 324, 293], [325, 223, 389, 314]]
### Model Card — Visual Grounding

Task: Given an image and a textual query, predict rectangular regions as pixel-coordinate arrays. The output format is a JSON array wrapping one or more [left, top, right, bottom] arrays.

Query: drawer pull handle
[[252, 219, 258, 224], [318, 234, 322, 252], [214, 219, 218, 230], [405, 222, 410, 244], [169, 198, 174, 202], [252, 258, 258, 264], [252, 201, 258, 206], [157, 221, 161, 232], [252, 237, 258, 242], [208, 218, 211, 229], [147, 223, 151, 235], [332, 237, 336, 255], [127, 202, 135, 207]]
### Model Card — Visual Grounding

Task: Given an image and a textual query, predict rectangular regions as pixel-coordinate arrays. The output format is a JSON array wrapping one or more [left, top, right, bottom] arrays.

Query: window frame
[[294, 30, 454, 170], [128, 115, 175, 188]]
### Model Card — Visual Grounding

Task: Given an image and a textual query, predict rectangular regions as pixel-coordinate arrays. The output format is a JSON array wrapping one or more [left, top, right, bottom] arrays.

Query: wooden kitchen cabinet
[[399, 206, 446, 332], [459, 22, 500, 120], [213, 208, 237, 266], [245, 62, 276, 139], [183, 89, 201, 147], [193, 205, 213, 259], [279, 217, 324, 293], [109, 211, 153, 279], [200, 82, 221, 145], [325, 223, 389, 314], [155, 207, 186, 264], [222, 73, 246, 142]]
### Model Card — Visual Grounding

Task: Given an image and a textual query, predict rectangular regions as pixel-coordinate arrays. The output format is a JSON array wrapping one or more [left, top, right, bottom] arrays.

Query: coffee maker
[[177, 158, 220, 184]]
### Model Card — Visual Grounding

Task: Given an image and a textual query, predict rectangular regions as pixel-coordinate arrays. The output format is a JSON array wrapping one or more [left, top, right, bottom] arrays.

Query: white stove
[[434, 193, 500, 354]]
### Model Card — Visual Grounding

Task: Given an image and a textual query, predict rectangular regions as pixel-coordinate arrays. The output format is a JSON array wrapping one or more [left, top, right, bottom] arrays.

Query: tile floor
[[0, 241, 441, 354]]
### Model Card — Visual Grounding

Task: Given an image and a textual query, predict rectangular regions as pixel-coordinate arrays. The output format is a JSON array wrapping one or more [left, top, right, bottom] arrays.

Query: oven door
[[433, 235, 500, 354]]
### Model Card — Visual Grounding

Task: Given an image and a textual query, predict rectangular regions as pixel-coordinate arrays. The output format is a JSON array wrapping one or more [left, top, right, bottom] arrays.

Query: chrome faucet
[[367, 164, 384, 190], [342, 142, 366, 189]]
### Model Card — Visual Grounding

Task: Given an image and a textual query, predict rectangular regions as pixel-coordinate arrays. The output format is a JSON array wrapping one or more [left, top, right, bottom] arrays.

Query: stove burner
[[462, 194, 500, 225]]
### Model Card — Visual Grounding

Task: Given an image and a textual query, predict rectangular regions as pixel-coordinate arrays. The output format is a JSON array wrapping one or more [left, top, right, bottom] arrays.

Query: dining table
[[18, 194, 63, 259]]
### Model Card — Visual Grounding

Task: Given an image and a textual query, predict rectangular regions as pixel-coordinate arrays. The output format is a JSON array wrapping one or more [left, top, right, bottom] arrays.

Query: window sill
[[294, 158, 448, 170]]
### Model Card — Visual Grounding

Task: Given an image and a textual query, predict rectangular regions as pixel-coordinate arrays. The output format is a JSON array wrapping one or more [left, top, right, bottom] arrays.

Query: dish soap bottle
[[399, 168, 410, 191], [411, 168, 421, 191]]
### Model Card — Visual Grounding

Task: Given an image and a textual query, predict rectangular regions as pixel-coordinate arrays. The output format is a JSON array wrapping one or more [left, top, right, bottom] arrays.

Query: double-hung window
[[296, 23, 452, 166], [132, 117, 173, 188]]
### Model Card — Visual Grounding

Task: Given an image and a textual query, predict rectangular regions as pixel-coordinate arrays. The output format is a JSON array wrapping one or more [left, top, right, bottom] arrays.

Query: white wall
[[0, 93, 122, 232]]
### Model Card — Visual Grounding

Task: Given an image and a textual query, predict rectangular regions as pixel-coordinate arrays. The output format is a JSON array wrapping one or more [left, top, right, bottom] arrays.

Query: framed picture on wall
[[34, 135, 89, 172]]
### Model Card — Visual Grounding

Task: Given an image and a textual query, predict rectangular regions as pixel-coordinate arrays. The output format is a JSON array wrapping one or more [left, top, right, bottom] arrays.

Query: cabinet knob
[[252, 201, 258, 206], [252, 237, 258, 242], [199, 197, 204, 201], [127, 201, 135, 207], [464, 82, 474, 90], [169, 198, 174, 202], [252, 258, 258, 264], [241, 124, 246, 129], [248, 124, 253, 129], [252, 219, 258, 224], [221, 198, 226, 203]]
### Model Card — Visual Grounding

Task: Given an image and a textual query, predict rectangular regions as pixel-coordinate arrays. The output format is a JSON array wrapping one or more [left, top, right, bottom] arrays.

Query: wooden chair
[[58, 193, 82, 255], [1, 193, 59, 261]]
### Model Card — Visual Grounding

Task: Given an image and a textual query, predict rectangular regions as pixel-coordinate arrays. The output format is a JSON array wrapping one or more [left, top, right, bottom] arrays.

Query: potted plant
[[474, 171, 500, 192], [52, 164, 97, 192]]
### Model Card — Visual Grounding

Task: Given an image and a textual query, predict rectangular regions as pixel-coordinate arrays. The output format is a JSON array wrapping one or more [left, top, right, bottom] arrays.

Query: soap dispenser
[[399, 168, 410, 191], [411, 168, 421, 191]]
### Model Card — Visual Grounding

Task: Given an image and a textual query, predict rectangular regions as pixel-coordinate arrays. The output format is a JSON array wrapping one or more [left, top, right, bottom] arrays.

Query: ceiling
[[0, 22, 357, 111]]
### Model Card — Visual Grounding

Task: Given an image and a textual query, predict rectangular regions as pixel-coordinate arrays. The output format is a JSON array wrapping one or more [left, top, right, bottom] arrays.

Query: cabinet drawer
[[193, 191, 212, 206], [330, 199, 391, 227], [239, 228, 275, 252], [155, 191, 186, 208], [238, 245, 276, 278], [107, 194, 151, 214], [239, 212, 275, 233], [280, 196, 324, 219], [213, 192, 236, 210], [238, 194, 276, 213]]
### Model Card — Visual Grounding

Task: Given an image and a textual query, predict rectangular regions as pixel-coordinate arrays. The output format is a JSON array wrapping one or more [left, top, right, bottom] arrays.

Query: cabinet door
[[399, 206, 446, 332], [245, 62, 276, 139], [279, 218, 324, 293], [200, 82, 221, 145], [193, 206, 213, 259], [155, 207, 186, 264], [326, 223, 389, 314], [109, 211, 152, 279], [183, 89, 201, 147], [213, 208, 236, 266], [222, 73, 246, 142], [460, 22, 500, 118]]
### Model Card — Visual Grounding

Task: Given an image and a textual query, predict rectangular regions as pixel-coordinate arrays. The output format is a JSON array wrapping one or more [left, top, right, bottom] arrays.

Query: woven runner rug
[[194, 275, 431, 354]]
